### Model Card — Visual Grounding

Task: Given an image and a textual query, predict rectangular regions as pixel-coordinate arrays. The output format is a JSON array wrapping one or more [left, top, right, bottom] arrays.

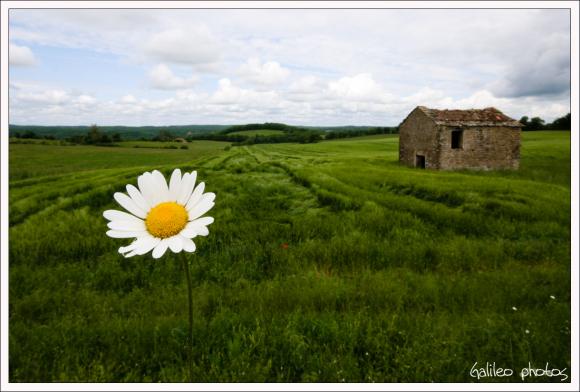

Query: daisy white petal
[[138, 172, 157, 206], [168, 236, 184, 253], [168, 169, 182, 201], [124, 250, 139, 258], [152, 170, 170, 202], [126, 184, 150, 211], [119, 244, 137, 254], [181, 216, 214, 237], [202, 192, 216, 204], [105, 214, 144, 228], [185, 182, 205, 211], [180, 235, 196, 253], [114, 192, 147, 219], [188, 196, 215, 221], [196, 226, 209, 236], [135, 236, 161, 255], [179, 228, 197, 238], [177, 172, 197, 205], [188, 202, 214, 221], [152, 239, 170, 259], [108, 220, 146, 231], [189, 170, 198, 191], [176, 173, 191, 205], [106, 230, 148, 238], [145, 172, 162, 205], [118, 236, 151, 254], [104, 209, 141, 222], [190, 216, 214, 227]]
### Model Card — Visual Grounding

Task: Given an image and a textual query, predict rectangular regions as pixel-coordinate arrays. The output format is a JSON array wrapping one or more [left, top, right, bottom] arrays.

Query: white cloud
[[238, 58, 290, 86], [327, 74, 392, 103], [9, 43, 37, 66], [76, 95, 96, 105], [16, 89, 70, 105], [210, 78, 279, 108], [144, 26, 220, 66], [148, 64, 198, 90], [289, 76, 320, 93], [286, 76, 325, 102], [120, 94, 137, 104]]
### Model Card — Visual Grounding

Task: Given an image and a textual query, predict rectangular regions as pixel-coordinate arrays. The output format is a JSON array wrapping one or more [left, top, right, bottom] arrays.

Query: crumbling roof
[[415, 106, 522, 127]]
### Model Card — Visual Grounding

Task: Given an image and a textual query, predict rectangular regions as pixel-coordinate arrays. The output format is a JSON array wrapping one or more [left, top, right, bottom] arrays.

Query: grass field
[[227, 129, 285, 137], [115, 140, 227, 150], [9, 141, 229, 181], [8, 131, 571, 382]]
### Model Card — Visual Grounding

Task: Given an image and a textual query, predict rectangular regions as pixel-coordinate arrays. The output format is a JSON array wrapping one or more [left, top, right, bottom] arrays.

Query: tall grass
[[8, 133, 571, 382]]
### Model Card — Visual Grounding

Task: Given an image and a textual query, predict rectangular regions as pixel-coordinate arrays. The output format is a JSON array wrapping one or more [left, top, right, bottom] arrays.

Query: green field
[[9, 140, 229, 181], [227, 129, 285, 137], [9, 132, 571, 382]]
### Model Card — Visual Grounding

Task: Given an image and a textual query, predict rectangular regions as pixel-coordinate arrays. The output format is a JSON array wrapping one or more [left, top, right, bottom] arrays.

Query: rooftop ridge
[[415, 106, 522, 127]]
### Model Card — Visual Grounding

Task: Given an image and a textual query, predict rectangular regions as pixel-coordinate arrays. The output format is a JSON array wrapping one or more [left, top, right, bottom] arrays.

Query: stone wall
[[399, 109, 521, 170], [436, 126, 520, 170], [399, 109, 438, 168]]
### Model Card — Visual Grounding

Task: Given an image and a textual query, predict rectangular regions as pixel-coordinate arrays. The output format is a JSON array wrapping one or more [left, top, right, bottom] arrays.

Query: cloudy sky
[[8, 8, 571, 126]]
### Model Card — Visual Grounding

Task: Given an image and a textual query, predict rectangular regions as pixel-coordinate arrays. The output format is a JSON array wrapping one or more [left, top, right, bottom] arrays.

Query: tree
[[528, 117, 545, 131], [87, 124, 102, 144], [548, 113, 571, 130], [153, 130, 174, 142], [22, 130, 38, 139], [84, 124, 114, 144], [100, 134, 112, 144], [519, 116, 529, 127]]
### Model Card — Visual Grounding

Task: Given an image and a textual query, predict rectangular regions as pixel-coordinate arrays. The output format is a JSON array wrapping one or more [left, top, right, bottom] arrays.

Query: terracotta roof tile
[[416, 106, 522, 127]]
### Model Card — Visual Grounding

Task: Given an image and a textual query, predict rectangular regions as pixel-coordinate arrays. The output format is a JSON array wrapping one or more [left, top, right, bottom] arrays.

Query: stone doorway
[[415, 155, 426, 169]]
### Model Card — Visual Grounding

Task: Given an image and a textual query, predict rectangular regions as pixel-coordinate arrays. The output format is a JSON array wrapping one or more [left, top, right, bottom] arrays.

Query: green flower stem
[[181, 254, 194, 383]]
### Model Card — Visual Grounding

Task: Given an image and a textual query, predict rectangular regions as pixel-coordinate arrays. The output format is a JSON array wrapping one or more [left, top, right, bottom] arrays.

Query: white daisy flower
[[103, 169, 215, 259]]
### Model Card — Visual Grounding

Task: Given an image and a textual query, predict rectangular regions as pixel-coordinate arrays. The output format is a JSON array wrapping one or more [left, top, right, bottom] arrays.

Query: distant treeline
[[11, 124, 121, 145], [220, 122, 310, 135], [8, 122, 398, 143], [233, 131, 323, 145], [190, 128, 324, 145], [519, 113, 571, 131], [325, 126, 398, 140], [9, 124, 229, 140]]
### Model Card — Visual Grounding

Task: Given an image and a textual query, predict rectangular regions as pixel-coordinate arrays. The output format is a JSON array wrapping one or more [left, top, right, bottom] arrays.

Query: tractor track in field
[[262, 158, 561, 240]]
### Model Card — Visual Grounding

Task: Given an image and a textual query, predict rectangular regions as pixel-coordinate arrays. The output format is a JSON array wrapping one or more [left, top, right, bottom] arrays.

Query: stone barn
[[399, 106, 522, 170]]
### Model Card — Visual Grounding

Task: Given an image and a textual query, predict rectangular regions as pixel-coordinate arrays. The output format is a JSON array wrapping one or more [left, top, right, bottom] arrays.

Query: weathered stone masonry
[[399, 106, 521, 170]]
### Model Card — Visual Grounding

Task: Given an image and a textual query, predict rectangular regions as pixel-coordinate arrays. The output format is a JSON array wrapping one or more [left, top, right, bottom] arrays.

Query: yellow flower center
[[145, 202, 188, 239]]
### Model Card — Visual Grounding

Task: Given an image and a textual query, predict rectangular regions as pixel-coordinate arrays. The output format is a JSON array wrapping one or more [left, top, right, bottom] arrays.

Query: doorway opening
[[415, 155, 426, 169]]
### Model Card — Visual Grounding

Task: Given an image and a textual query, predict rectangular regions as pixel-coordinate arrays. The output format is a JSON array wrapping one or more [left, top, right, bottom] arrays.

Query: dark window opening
[[451, 129, 463, 149], [415, 155, 425, 169]]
